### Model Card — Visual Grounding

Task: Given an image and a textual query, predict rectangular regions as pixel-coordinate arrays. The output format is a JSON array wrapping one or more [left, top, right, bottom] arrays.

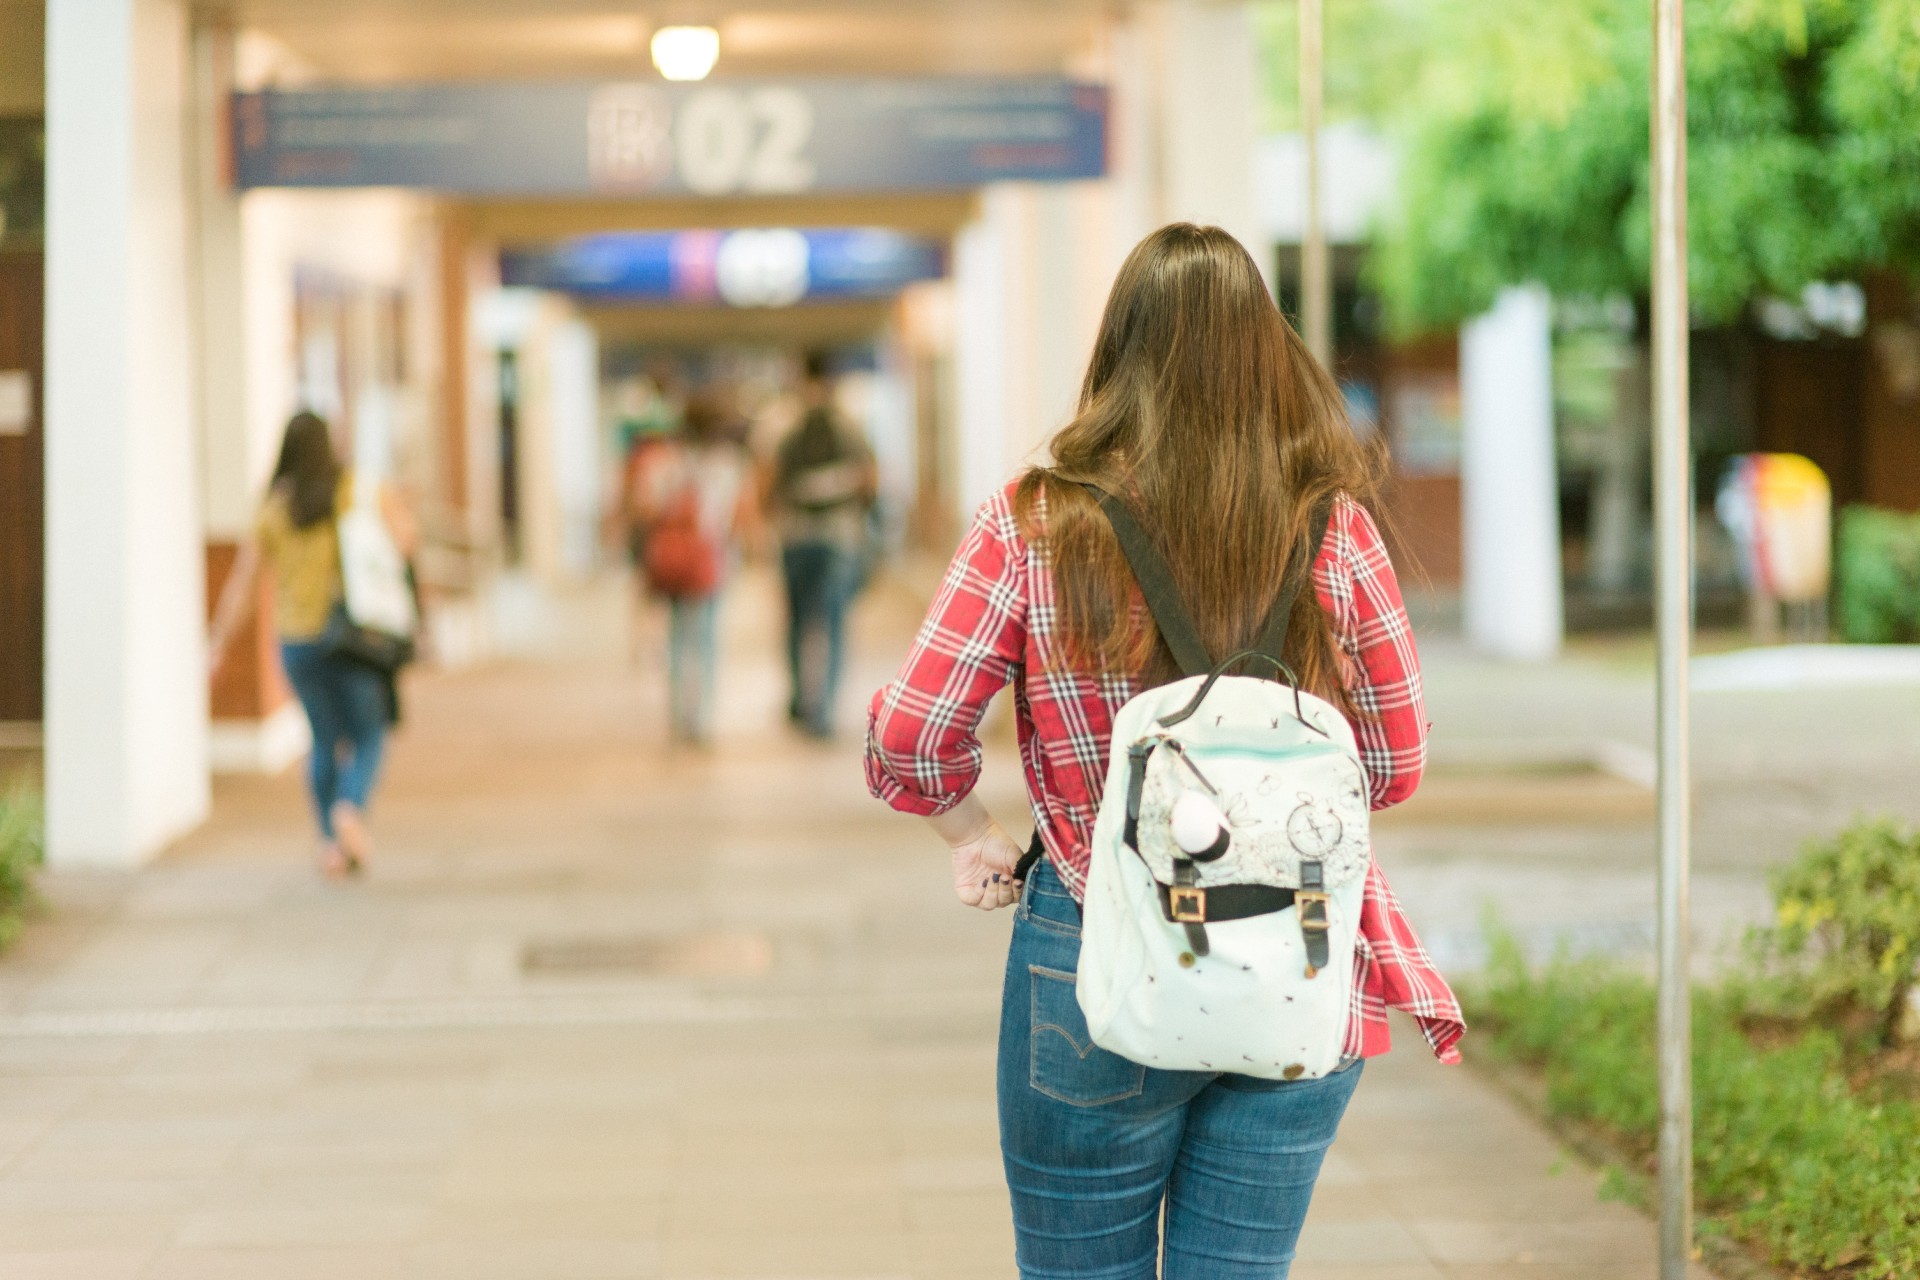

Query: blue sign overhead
[[232, 79, 1108, 195], [500, 228, 944, 308]]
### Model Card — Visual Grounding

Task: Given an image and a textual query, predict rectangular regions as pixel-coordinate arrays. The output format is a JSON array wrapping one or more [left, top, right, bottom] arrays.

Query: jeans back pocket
[[1028, 965, 1147, 1107]]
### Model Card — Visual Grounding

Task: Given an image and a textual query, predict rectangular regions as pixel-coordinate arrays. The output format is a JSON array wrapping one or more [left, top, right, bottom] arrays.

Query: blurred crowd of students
[[614, 352, 878, 747]]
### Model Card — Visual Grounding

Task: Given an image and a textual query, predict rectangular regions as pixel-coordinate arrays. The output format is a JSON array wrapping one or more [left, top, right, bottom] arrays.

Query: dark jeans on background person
[[280, 640, 388, 841], [999, 857, 1364, 1280], [781, 540, 857, 736]]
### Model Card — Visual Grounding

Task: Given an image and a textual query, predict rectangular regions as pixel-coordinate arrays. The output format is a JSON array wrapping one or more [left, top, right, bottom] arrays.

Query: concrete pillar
[[545, 317, 600, 579], [1142, 0, 1265, 273], [192, 26, 248, 544], [1461, 285, 1564, 660], [1024, 187, 1094, 458], [942, 2, 1267, 530], [190, 24, 306, 774], [45, 0, 210, 864], [949, 181, 1118, 522], [951, 192, 1012, 519]]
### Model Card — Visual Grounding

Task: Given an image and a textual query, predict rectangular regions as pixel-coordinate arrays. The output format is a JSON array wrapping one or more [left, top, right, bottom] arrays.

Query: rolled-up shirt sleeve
[[865, 493, 1029, 816], [1321, 497, 1428, 811]]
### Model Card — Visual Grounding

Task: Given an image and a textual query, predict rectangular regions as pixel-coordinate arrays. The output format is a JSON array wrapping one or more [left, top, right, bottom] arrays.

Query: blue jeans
[[667, 594, 719, 743], [280, 641, 388, 840], [999, 858, 1364, 1279], [781, 541, 856, 736]]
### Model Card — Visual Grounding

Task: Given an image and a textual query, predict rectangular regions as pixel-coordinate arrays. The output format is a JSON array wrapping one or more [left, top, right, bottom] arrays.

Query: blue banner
[[232, 78, 1107, 195], [500, 228, 945, 307]]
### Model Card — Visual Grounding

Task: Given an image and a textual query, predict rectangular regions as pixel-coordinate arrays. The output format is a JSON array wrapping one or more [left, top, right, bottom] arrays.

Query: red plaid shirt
[[866, 481, 1464, 1063]]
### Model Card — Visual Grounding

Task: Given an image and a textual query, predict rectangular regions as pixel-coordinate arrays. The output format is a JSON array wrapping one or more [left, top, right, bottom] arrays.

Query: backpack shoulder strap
[[1080, 483, 1214, 678], [1253, 494, 1337, 664]]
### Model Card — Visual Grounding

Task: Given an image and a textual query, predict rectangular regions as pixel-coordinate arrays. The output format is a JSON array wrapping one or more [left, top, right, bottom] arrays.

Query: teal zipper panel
[[1161, 736, 1348, 766]]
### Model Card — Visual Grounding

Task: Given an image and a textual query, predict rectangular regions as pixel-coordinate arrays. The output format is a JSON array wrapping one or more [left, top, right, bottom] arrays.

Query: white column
[[941, 3, 1267, 531], [45, 0, 210, 865], [1461, 285, 1563, 660], [1099, 19, 1157, 269], [951, 193, 1012, 521], [1024, 186, 1091, 461], [191, 25, 249, 543], [545, 317, 600, 579], [1145, 0, 1265, 275]]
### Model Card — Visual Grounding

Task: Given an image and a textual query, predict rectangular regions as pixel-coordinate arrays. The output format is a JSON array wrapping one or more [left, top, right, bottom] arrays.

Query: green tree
[[1254, 0, 1920, 333], [1825, 0, 1920, 270]]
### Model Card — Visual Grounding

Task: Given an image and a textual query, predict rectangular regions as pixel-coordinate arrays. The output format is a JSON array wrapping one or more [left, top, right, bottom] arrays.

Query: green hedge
[[0, 785, 41, 949], [1838, 506, 1920, 644], [1473, 941, 1920, 1276], [1753, 816, 1920, 1045], [1476, 820, 1920, 1278]]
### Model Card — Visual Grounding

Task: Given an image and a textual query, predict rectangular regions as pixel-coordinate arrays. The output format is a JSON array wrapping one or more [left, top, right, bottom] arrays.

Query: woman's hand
[[949, 822, 1024, 910], [925, 794, 1025, 911]]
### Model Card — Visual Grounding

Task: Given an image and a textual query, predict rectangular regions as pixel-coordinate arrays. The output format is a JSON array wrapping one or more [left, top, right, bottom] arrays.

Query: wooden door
[[0, 251, 43, 721], [1753, 334, 1870, 509]]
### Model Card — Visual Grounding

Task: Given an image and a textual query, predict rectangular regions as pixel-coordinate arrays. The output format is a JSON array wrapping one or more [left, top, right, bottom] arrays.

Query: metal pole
[[1650, 1, 1693, 1276], [1298, 0, 1331, 368]]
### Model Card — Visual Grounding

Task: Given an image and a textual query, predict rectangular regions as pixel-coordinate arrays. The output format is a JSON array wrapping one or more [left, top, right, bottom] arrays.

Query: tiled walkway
[[0, 569, 1801, 1278]]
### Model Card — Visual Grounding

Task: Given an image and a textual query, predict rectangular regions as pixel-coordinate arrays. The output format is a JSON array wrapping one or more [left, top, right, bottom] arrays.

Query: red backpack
[[643, 477, 722, 598]]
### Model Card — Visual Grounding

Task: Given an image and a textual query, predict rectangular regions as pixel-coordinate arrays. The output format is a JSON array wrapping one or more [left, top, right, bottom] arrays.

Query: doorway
[[0, 249, 42, 723]]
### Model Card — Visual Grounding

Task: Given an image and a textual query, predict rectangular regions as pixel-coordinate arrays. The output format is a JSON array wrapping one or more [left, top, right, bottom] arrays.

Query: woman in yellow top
[[209, 412, 416, 878]]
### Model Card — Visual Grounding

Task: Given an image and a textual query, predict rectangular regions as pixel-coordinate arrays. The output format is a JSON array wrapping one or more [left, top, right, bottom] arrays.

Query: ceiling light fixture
[[651, 25, 720, 81]]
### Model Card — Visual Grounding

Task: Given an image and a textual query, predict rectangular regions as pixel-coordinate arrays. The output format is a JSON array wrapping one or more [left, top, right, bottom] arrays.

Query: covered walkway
[[0, 571, 1716, 1279]]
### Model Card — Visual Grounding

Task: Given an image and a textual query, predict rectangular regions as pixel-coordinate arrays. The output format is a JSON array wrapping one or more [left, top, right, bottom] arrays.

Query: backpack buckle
[[1295, 889, 1330, 930], [1168, 886, 1207, 923]]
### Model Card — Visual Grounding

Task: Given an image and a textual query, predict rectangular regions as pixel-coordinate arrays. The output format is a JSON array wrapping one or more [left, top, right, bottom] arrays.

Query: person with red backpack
[[632, 392, 758, 746]]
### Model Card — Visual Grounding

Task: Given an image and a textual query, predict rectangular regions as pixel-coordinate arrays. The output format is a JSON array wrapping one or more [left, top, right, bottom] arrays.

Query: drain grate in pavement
[[521, 930, 775, 977]]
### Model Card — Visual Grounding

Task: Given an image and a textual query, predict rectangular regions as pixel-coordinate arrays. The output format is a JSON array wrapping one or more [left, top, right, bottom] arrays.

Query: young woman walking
[[209, 411, 416, 878], [865, 224, 1463, 1278]]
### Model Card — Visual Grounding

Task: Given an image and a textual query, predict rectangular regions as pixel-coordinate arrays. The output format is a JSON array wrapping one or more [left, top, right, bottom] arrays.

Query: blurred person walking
[[209, 411, 418, 878], [613, 377, 680, 667], [771, 353, 876, 740], [633, 392, 758, 746], [866, 225, 1463, 1278]]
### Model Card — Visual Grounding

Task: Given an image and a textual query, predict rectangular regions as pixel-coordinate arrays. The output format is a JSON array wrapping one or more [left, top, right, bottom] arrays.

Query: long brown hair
[[1013, 223, 1386, 711], [271, 411, 342, 530]]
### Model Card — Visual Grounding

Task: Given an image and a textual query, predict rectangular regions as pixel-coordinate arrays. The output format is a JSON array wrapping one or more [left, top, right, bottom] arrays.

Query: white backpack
[[337, 475, 417, 643], [1074, 487, 1370, 1081], [327, 474, 418, 674]]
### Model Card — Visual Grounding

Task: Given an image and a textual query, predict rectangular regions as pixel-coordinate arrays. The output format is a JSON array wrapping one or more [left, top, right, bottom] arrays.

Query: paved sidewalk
[[0, 570, 1731, 1278]]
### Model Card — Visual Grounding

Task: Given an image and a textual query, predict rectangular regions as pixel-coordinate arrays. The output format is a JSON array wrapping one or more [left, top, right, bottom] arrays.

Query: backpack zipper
[[1161, 739, 1220, 795]]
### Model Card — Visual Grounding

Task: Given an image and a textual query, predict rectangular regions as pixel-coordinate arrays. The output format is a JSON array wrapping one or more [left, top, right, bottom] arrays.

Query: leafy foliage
[[1825, 0, 1920, 270], [1747, 817, 1920, 1042], [0, 784, 41, 950], [1255, 0, 1920, 331], [1837, 506, 1920, 642], [1473, 925, 1920, 1276]]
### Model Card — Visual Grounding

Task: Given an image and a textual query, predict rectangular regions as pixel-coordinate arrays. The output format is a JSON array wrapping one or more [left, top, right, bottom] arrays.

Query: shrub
[[1750, 817, 1920, 1046], [1837, 506, 1920, 643], [1472, 936, 1920, 1277], [0, 784, 42, 949]]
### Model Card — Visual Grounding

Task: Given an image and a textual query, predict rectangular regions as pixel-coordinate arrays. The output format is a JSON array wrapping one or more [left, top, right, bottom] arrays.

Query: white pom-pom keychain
[[1170, 790, 1231, 860]]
